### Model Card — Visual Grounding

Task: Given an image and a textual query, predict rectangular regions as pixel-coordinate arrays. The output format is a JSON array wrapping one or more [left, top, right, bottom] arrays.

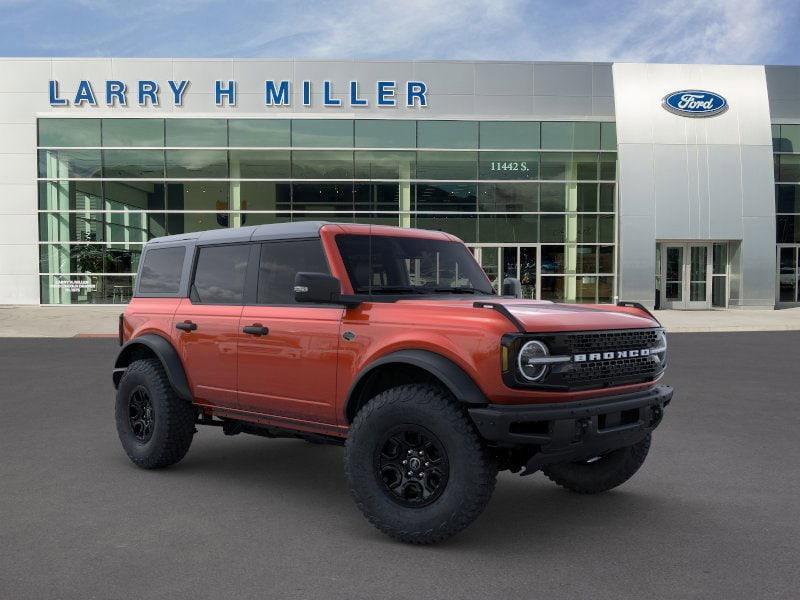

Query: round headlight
[[654, 330, 668, 364], [517, 340, 550, 382]]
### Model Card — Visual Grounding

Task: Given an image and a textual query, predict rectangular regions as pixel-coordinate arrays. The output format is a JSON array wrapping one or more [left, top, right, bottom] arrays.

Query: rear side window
[[192, 244, 250, 304], [137, 246, 185, 295], [258, 239, 329, 304]]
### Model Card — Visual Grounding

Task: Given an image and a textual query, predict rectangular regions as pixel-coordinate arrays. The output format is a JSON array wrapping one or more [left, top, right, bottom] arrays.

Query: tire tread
[[116, 358, 195, 469], [345, 383, 497, 544]]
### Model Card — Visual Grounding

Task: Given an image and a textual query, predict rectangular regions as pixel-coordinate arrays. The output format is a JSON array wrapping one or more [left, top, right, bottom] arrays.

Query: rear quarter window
[[137, 246, 186, 295], [192, 244, 251, 304]]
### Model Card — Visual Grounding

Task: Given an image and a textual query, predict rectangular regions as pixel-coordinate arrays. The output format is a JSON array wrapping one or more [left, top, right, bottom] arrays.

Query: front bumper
[[468, 385, 672, 472]]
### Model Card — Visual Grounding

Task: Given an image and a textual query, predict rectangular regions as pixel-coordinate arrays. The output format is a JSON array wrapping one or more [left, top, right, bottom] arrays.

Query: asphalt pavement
[[1, 333, 799, 599]]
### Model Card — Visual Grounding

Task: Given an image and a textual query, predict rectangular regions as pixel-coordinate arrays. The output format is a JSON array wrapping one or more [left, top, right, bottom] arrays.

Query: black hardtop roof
[[144, 221, 457, 249], [146, 221, 332, 246], [145, 221, 458, 247]]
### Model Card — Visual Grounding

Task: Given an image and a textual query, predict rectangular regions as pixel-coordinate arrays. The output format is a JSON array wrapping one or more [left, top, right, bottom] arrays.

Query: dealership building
[[0, 58, 799, 309]]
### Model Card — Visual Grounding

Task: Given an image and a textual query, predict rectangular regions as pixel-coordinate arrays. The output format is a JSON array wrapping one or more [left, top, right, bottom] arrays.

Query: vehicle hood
[[493, 300, 659, 332], [393, 297, 660, 332]]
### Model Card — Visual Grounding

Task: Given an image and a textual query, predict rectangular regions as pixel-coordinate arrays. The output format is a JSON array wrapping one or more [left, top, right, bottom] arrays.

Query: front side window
[[257, 240, 330, 304], [335, 234, 493, 295], [192, 244, 250, 304], [137, 246, 185, 295]]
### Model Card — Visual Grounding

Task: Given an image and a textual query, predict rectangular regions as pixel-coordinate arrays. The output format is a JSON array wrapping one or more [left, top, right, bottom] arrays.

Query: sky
[[0, 0, 798, 65]]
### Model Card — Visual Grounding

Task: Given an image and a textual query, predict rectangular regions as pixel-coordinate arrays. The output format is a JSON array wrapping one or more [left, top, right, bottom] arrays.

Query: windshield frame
[[333, 232, 495, 297]]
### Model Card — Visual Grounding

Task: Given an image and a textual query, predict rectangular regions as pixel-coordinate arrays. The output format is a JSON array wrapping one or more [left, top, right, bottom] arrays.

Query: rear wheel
[[115, 358, 196, 469], [345, 383, 497, 544], [542, 434, 651, 494]]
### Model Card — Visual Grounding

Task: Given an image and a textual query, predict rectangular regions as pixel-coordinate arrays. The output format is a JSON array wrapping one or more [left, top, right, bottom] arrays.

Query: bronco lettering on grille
[[574, 348, 652, 362]]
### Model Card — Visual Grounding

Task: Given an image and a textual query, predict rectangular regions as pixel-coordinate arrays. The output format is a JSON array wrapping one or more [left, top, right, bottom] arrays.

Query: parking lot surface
[[1, 333, 798, 599]]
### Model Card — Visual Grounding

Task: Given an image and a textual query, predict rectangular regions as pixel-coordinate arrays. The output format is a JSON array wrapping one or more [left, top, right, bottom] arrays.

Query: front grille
[[565, 329, 662, 354], [507, 328, 667, 391], [565, 355, 661, 385], [558, 329, 665, 388]]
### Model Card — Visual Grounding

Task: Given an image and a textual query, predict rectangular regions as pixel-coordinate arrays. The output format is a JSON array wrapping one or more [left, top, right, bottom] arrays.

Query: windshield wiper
[[354, 286, 427, 295], [431, 286, 486, 294]]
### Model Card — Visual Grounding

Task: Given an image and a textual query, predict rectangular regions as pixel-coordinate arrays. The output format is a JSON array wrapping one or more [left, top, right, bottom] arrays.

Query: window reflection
[[417, 121, 478, 149], [103, 119, 164, 147], [166, 150, 227, 178], [355, 120, 416, 148], [103, 150, 165, 178], [416, 151, 477, 180], [480, 122, 540, 149], [39, 119, 101, 147], [38, 149, 102, 178], [292, 150, 353, 179], [166, 119, 227, 147], [229, 120, 290, 147], [415, 183, 477, 212], [37, 118, 618, 304], [292, 120, 353, 147]]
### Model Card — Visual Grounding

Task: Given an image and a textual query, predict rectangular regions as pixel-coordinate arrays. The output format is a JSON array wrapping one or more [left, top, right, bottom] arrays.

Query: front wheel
[[345, 384, 497, 545], [542, 434, 652, 494]]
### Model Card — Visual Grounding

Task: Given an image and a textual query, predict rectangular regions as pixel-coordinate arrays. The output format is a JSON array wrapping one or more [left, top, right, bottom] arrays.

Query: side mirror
[[294, 272, 342, 304], [502, 277, 522, 298]]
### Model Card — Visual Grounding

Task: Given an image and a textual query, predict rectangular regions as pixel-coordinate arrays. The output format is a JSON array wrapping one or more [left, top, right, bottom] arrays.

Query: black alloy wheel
[[128, 386, 155, 443], [375, 425, 449, 508], [116, 358, 196, 469], [346, 383, 497, 544]]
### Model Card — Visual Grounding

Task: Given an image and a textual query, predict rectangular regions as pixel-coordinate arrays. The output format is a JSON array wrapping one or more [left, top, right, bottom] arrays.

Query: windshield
[[335, 234, 494, 295]]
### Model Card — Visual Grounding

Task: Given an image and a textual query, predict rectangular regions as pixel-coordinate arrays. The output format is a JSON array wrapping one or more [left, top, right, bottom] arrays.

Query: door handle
[[242, 324, 269, 336], [175, 320, 198, 332]]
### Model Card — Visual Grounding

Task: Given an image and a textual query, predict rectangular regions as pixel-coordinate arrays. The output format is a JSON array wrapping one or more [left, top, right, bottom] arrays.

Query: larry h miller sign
[[47, 79, 429, 108]]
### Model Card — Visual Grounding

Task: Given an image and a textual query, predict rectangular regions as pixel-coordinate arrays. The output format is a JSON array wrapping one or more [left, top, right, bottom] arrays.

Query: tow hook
[[574, 418, 590, 442], [650, 406, 663, 427]]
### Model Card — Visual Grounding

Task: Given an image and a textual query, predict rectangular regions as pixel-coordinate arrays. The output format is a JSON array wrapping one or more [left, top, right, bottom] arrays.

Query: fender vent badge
[[342, 330, 357, 342]]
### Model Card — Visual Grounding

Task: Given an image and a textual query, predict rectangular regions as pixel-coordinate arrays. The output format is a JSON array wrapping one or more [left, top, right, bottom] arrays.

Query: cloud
[[567, 0, 787, 64], [228, 0, 524, 59], [211, 0, 799, 65], [0, 0, 796, 65]]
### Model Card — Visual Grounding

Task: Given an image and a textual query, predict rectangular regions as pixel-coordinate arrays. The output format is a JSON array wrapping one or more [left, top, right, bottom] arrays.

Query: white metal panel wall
[[0, 59, 50, 304], [613, 63, 776, 308]]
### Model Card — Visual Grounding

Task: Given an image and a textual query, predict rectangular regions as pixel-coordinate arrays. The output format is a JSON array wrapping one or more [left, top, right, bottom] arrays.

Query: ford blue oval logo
[[662, 90, 728, 117]]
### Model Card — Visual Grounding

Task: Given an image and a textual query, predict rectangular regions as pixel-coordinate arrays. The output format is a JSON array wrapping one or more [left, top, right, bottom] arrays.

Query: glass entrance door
[[473, 245, 539, 299], [662, 245, 684, 309], [687, 245, 710, 309], [777, 245, 799, 304], [660, 243, 712, 309]]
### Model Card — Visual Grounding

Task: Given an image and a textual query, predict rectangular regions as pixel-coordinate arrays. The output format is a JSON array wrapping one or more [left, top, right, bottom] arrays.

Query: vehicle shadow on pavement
[[466, 478, 690, 549], [137, 431, 716, 552]]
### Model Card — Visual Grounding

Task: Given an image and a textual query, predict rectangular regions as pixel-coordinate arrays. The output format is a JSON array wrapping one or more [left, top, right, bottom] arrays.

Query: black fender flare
[[113, 334, 193, 402], [345, 349, 487, 422]]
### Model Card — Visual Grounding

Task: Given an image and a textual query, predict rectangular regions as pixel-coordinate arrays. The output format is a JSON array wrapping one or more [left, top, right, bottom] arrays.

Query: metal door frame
[[686, 243, 712, 309], [776, 244, 800, 306], [659, 242, 713, 310]]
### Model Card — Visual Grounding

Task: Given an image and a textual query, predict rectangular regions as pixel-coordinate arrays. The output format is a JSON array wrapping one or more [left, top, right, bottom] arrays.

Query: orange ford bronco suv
[[114, 222, 671, 544]]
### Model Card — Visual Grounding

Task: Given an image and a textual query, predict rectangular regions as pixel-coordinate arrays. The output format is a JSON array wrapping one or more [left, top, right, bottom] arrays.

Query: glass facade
[[37, 118, 617, 304], [773, 124, 800, 304]]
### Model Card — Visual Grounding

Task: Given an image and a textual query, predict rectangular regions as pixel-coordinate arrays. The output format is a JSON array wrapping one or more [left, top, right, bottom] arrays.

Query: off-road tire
[[115, 358, 196, 469], [542, 434, 651, 494], [345, 383, 497, 544]]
